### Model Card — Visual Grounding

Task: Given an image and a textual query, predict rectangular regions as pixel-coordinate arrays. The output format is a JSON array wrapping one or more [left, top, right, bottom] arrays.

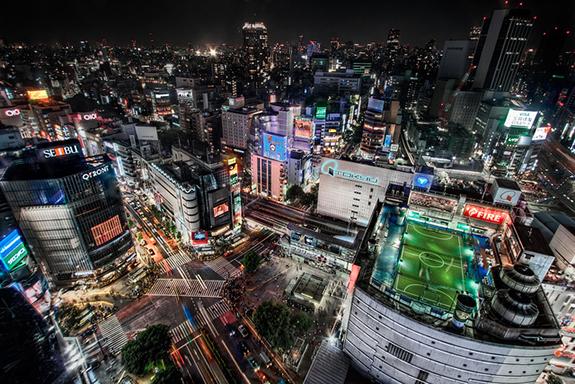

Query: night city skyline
[[2, 0, 574, 47]]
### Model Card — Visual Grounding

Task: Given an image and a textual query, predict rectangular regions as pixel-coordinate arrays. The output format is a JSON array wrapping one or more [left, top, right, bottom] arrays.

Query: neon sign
[[321, 159, 379, 185], [4, 109, 21, 117], [82, 165, 111, 181], [43, 144, 81, 159], [463, 204, 509, 225], [80, 113, 98, 121]]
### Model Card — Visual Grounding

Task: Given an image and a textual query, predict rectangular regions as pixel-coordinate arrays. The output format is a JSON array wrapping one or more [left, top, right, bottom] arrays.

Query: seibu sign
[[463, 204, 509, 225], [3, 108, 21, 117], [43, 144, 81, 159]]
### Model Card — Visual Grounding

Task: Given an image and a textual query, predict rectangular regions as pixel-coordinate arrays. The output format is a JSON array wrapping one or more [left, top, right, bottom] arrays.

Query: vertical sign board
[[0, 230, 29, 272]]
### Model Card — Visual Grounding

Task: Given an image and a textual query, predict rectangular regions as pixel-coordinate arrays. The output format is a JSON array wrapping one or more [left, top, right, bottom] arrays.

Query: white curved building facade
[[344, 286, 558, 384]]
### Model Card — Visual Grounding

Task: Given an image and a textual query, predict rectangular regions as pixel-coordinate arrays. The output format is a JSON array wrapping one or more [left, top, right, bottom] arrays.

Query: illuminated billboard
[[0, 230, 29, 272], [27, 89, 49, 101], [463, 204, 509, 225], [91, 215, 123, 246], [315, 105, 327, 120], [383, 134, 392, 149], [213, 202, 230, 218], [81, 164, 112, 182], [263, 133, 288, 161], [294, 118, 313, 139], [77, 112, 98, 121], [504, 110, 538, 128], [532, 125, 552, 142], [2, 108, 21, 118], [191, 231, 209, 246], [42, 145, 80, 158], [409, 191, 457, 213], [412, 173, 434, 191]]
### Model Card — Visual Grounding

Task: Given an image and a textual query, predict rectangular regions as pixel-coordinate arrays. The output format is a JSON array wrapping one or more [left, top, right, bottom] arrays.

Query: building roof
[[495, 178, 521, 191], [303, 339, 349, 384], [514, 224, 553, 256]]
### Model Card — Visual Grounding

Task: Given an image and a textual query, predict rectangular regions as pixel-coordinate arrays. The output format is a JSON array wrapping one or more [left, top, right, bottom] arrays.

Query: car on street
[[238, 324, 249, 338], [247, 356, 260, 371]]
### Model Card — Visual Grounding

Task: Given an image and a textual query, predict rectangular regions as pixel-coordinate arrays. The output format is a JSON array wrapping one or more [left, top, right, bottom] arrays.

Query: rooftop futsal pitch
[[394, 221, 475, 311]]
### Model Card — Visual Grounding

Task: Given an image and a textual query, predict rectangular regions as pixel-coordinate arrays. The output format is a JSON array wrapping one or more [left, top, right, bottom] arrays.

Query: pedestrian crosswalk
[[147, 278, 225, 298], [166, 251, 192, 270], [170, 320, 198, 344], [98, 315, 128, 355], [206, 299, 232, 321], [205, 257, 242, 280]]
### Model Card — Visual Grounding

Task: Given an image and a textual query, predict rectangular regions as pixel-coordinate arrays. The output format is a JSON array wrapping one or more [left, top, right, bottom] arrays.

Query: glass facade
[[1, 159, 133, 281]]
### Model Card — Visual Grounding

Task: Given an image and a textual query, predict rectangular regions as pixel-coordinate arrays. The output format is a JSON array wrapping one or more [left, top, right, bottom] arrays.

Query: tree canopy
[[252, 301, 313, 351], [121, 324, 173, 376], [241, 251, 261, 273]]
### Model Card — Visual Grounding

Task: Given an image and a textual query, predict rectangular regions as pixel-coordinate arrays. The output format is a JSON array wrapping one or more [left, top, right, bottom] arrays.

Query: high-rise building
[[0, 286, 68, 384], [472, 8, 533, 93], [438, 40, 474, 80], [242, 22, 269, 88], [360, 97, 386, 158], [250, 154, 286, 201], [222, 106, 262, 151], [342, 197, 561, 384], [0, 140, 134, 284]]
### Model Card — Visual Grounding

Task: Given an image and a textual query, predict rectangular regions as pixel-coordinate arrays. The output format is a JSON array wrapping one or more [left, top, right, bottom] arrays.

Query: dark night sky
[[2, 0, 573, 48]]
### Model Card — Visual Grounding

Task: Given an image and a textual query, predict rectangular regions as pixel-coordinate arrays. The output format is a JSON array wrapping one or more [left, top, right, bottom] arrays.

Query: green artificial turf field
[[394, 222, 475, 311]]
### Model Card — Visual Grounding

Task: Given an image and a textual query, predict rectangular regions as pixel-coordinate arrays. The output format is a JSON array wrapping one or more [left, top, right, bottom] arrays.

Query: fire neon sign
[[463, 204, 509, 225]]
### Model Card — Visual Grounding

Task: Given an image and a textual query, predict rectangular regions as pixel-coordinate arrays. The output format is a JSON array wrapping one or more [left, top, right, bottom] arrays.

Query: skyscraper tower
[[386, 28, 401, 67], [242, 22, 269, 89], [472, 8, 533, 93]]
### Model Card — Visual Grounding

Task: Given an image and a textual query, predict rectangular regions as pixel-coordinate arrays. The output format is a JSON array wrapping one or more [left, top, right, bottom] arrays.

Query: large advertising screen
[[504, 110, 538, 128], [191, 231, 209, 246], [263, 133, 288, 161], [315, 105, 327, 120], [27, 89, 49, 101], [294, 118, 313, 139], [409, 191, 457, 213], [91, 215, 123, 246], [0, 229, 29, 272], [463, 204, 509, 225], [213, 202, 230, 218]]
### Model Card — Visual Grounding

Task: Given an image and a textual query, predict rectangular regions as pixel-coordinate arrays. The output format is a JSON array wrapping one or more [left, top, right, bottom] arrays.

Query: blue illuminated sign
[[262, 133, 288, 161], [413, 173, 434, 190], [383, 134, 392, 149]]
